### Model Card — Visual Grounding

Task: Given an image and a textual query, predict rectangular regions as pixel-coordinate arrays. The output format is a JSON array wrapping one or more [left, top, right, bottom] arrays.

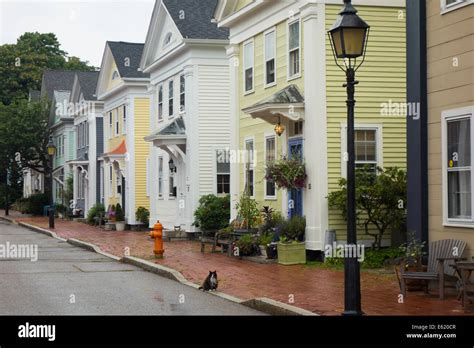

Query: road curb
[[242, 298, 318, 316], [67, 238, 121, 261], [17, 222, 68, 242], [0, 215, 16, 224]]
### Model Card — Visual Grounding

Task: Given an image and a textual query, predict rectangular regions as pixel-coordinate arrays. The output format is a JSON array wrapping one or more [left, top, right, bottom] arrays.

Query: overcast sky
[[0, 0, 155, 67]]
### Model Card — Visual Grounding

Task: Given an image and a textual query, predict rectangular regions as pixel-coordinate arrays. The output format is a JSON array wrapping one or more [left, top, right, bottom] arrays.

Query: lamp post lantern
[[47, 136, 56, 229], [328, 0, 370, 316]]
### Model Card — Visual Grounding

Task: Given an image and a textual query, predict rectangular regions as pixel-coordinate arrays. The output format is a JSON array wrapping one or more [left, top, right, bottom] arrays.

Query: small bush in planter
[[115, 204, 125, 222], [87, 204, 106, 225], [279, 216, 306, 243], [136, 207, 150, 226], [193, 194, 230, 231], [236, 234, 259, 257]]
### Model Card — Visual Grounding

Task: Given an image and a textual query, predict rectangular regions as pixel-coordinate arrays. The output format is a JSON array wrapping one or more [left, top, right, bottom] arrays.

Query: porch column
[[72, 166, 78, 210], [183, 65, 197, 231], [301, 3, 328, 251], [227, 44, 240, 221]]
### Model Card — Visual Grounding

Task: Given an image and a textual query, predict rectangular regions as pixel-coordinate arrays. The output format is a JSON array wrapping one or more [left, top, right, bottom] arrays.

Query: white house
[[140, 0, 231, 231]]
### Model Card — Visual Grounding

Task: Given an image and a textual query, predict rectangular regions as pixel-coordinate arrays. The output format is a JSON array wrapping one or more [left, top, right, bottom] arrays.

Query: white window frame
[[441, 0, 471, 14], [179, 75, 185, 114], [244, 137, 256, 198], [122, 105, 127, 135], [287, 18, 301, 81], [442, 106, 474, 228], [264, 27, 277, 88], [115, 110, 120, 136], [243, 38, 255, 95], [216, 149, 231, 196], [109, 112, 113, 139], [158, 84, 164, 122], [340, 124, 383, 178], [168, 80, 174, 118], [264, 134, 277, 200]]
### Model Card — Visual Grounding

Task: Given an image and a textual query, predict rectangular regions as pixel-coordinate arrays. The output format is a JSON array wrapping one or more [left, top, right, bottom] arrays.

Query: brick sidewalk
[[2, 211, 472, 316]]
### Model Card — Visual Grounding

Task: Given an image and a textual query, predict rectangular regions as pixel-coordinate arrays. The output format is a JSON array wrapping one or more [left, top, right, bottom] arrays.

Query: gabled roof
[[76, 71, 100, 101], [41, 70, 77, 100], [107, 41, 149, 79], [163, 0, 229, 40]]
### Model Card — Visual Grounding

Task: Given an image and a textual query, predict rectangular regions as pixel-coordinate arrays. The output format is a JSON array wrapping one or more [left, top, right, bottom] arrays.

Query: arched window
[[112, 70, 119, 80]]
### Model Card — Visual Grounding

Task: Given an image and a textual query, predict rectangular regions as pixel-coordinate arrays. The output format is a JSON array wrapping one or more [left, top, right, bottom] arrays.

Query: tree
[[327, 167, 407, 249], [0, 32, 95, 105]]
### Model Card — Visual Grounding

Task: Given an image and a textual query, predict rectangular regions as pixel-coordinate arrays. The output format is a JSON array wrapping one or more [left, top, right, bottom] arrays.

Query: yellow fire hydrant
[[149, 221, 164, 258]]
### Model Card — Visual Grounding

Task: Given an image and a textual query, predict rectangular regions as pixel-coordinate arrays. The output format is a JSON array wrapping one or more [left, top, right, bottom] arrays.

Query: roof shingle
[[107, 42, 149, 79]]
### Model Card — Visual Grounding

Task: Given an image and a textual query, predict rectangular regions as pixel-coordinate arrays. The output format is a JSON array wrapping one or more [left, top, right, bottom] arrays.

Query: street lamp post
[[47, 136, 57, 229], [328, 0, 370, 316]]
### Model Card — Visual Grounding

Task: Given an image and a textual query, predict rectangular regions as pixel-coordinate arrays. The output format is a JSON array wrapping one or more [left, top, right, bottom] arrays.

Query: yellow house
[[96, 41, 151, 225], [216, 0, 407, 256]]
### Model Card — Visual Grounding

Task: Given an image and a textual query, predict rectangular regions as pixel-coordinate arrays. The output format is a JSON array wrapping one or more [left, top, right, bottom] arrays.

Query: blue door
[[288, 138, 303, 218]]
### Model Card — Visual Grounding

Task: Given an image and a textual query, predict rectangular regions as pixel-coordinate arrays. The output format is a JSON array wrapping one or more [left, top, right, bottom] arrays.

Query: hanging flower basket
[[265, 157, 307, 190]]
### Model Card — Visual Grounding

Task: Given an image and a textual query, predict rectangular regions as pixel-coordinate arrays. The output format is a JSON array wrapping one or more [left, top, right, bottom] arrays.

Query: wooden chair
[[399, 239, 467, 300]]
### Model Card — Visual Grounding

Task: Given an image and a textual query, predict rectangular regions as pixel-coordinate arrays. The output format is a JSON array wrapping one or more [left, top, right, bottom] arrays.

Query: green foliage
[[265, 157, 307, 190], [399, 231, 427, 264], [13, 193, 50, 216], [279, 215, 306, 243], [55, 203, 68, 215], [135, 207, 150, 225], [327, 167, 407, 249], [324, 247, 405, 269], [193, 194, 230, 231], [0, 32, 95, 105], [115, 204, 125, 222], [257, 232, 274, 246], [236, 234, 257, 256], [87, 204, 106, 225], [235, 192, 260, 229]]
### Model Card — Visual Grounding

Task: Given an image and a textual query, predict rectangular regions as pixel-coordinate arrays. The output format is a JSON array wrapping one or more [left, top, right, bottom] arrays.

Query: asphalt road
[[0, 220, 264, 315]]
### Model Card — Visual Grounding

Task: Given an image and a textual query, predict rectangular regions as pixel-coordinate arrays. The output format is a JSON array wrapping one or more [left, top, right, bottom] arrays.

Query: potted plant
[[235, 234, 258, 257], [398, 231, 427, 290], [114, 204, 126, 231], [277, 216, 306, 265], [265, 157, 307, 190], [234, 192, 260, 233], [257, 232, 274, 258], [135, 206, 150, 231]]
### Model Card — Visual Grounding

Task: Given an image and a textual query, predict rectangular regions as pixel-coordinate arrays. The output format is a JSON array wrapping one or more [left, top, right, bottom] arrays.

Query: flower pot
[[115, 221, 126, 232], [259, 245, 267, 258], [278, 242, 306, 265]]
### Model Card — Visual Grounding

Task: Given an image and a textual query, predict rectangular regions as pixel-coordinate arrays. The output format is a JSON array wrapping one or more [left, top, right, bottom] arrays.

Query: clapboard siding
[[198, 65, 231, 195], [325, 4, 407, 242], [134, 97, 151, 210]]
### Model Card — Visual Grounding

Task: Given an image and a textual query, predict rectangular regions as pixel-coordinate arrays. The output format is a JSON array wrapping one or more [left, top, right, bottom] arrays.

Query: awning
[[144, 117, 187, 146], [242, 84, 305, 124]]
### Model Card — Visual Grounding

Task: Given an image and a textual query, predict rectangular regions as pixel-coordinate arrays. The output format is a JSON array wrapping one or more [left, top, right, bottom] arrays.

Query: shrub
[[193, 194, 230, 231], [20, 193, 50, 216], [279, 215, 306, 243], [55, 204, 68, 215], [136, 207, 150, 225], [87, 204, 106, 225], [115, 204, 125, 222], [236, 234, 258, 256], [257, 232, 274, 246]]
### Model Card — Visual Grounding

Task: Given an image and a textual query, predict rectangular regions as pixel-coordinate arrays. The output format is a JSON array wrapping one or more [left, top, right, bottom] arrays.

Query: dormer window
[[163, 32, 173, 47], [112, 70, 119, 80]]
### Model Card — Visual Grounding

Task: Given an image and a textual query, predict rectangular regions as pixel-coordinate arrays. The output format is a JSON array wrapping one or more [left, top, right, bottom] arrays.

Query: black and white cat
[[199, 271, 218, 291]]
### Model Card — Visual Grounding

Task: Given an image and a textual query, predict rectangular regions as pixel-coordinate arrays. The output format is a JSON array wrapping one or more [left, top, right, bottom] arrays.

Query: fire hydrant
[[149, 221, 164, 258]]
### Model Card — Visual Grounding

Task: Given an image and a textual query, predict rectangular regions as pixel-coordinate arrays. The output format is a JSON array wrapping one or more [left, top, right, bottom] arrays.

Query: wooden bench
[[200, 230, 232, 254], [399, 239, 467, 300]]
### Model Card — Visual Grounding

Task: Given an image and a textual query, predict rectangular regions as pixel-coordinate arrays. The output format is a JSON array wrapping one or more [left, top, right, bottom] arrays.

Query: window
[[441, 0, 469, 12], [243, 40, 254, 93], [355, 129, 378, 174], [216, 150, 230, 195], [288, 20, 300, 78], [122, 106, 127, 135], [265, 136, 276, 198], [245, 139, 255, 197], [163, 32, 173, 47], [109, 112, 113, 139], [158, 85, 163, 121], [264, 29, 276, 86], [116, 172, 122, 195], [158, 157, 163, 198], [169, 80, 174, 117], [100, 166, 104, 204], [169, 175, 176, 198], [112, 70, 119, 80], [115, 110, 120, 136], [109, 166, 113, 197], [446, 116, 472, 221], [180, 75, 185, 113], [85, 123, 89, 147]]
